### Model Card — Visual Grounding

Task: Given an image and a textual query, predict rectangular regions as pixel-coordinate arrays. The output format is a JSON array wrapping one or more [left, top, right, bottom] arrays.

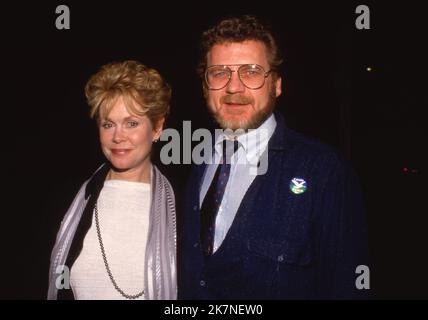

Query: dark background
[[1, 1, 426, 299]]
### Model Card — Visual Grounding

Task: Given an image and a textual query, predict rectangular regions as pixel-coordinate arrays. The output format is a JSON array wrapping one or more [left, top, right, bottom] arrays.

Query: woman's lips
[[111, 149, 131, 155]]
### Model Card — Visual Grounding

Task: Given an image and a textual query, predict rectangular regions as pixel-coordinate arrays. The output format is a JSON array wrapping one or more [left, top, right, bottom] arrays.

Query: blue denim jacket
[[178, 112, 370, 299]]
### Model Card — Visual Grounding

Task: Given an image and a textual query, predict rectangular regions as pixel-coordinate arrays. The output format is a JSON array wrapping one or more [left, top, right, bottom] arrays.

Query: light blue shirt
[[199, 113, 277, 253]]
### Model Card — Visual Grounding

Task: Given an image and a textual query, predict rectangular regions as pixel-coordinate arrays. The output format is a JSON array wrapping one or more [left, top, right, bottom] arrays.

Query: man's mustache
[[220, 94, 253, 105]]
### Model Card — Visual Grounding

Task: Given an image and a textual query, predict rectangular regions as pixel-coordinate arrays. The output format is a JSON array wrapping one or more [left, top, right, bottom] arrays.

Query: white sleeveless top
[[70, 179, 151, 300]]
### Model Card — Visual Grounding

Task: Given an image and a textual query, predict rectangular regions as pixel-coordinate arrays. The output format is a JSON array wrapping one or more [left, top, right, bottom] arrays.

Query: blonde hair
[[85, 60, 171, 128]]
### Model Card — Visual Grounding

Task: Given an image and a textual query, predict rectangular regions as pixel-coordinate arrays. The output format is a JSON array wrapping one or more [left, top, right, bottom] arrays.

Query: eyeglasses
[[205, 64, 272, 90]]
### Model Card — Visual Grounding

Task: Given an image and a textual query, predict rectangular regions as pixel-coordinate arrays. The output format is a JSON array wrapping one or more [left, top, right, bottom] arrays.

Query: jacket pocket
[[247, 236, 313, 267], [242, 236, 316, 299]]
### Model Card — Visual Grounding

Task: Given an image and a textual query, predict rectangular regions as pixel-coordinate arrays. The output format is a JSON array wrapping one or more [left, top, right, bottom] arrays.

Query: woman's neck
[[107, 163, 152, 183]]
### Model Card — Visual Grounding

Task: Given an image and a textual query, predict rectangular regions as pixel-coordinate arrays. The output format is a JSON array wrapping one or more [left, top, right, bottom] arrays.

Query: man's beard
[[208, 87, 277, 131]]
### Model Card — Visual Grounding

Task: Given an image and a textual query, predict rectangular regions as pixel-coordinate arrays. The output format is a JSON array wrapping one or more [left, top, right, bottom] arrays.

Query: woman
[[47, 60, 176, 300]]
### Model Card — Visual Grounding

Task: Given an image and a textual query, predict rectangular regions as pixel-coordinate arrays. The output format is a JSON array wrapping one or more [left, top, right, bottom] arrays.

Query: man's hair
[[85, 60, 171, 127], [197, 15, 283, 78]]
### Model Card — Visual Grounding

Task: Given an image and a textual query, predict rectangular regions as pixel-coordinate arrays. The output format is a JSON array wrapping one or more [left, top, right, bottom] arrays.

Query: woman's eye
[[128, 121, 139, 128], [101, 122, 113, 129]]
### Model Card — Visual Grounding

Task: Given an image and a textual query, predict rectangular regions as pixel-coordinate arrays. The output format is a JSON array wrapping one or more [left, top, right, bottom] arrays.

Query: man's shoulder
[[281, 126, 346, 168]]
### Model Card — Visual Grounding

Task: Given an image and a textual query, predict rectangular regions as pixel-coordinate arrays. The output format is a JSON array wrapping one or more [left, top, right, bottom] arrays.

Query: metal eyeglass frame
[[204, 64, 272, 90]]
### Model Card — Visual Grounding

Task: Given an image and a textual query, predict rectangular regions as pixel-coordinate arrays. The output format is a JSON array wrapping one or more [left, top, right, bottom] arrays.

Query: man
[[179, 15, 369, 299]]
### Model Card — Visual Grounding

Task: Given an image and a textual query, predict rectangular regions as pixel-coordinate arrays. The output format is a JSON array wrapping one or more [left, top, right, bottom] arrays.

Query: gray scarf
[[47, 164, 177, 299]]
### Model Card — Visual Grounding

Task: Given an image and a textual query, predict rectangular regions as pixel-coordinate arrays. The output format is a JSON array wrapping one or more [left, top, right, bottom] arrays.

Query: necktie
[[200, 139, 239, 256]]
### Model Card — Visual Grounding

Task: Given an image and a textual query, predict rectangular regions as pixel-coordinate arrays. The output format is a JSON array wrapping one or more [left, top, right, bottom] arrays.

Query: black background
[[1, 1, 427, 299]]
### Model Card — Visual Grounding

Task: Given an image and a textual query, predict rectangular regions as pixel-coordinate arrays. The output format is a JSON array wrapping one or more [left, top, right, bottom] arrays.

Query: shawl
[[47, 164, 177, 299]]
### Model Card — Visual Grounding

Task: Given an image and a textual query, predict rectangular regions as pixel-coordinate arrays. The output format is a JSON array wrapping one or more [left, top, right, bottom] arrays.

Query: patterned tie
[[200, 139, 239, 256]]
